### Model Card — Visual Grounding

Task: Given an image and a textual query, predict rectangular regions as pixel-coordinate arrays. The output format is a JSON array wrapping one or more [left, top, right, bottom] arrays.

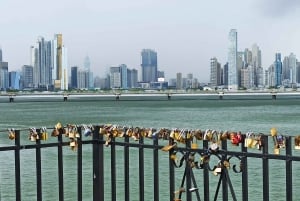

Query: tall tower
[[274, 53, 282, 87], [84, 56, 93, 88], [228, 29, 238, 90], [0, 47, 2, 62], [289, 53, 297, 85], [53, 34, 68, 90], [141, 49, 157, 83]]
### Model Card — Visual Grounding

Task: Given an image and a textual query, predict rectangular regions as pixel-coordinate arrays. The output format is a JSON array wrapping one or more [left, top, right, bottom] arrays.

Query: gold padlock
[[191, 136, 198, 149], [270, 128, 277, 137], [162, 142, 177, 152], [8, 129, 16, 140], [274, 143, 280, 154], [295, 136, 300, 149]]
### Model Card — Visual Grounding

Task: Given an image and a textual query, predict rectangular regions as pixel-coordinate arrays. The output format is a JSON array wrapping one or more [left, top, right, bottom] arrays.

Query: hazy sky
[[1, 0, 300, 82]]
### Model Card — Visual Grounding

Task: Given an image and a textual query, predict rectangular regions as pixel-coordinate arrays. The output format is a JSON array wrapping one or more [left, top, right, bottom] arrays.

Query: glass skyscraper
[[228, 29, 238, 90], [141, 49, 157, 83], [274, 53, 282, 86]]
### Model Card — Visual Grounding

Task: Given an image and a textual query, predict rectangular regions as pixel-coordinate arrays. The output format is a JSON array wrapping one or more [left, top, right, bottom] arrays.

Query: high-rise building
[[176, 72, 183, 89], [228, 29, 238, 90], [0, 47, 2, 62], [30, 37, 52, 88], [120, 64, 128, 89], [110, 66, 121, 88], [0, 61, 8, 90], [210, 57, 221, 86], [9, 71, 20, 90], [223, 63, 228, 86], [84, 56, 93, 88], [141, 49, 157, 83], [52, 34, 68, 90], [22, 65, 34, 88], [71, 66, 78, 89], [252, 44, 262, 68], [289, 53, 297, 84], [274, 53, 282, 86], [131, 69, 138, 88]]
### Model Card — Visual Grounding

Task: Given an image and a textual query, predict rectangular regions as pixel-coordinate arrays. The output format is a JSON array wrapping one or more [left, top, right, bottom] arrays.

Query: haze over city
[[1, 0, 300, 82]]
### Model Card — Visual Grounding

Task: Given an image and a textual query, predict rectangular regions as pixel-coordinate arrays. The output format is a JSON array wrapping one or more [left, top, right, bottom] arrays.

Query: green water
[[0, 98, 300, 200]]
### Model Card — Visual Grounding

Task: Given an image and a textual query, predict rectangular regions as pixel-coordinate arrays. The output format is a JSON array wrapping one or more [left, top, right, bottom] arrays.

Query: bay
[[0, 96, 300, 200]]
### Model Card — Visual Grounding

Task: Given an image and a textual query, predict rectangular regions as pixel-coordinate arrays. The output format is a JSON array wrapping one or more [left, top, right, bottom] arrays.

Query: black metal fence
[[1, 125, 300, 201]]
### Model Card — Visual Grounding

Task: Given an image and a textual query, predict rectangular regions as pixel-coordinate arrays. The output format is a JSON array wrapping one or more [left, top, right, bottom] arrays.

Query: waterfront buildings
[[0, 48, 9, 90]]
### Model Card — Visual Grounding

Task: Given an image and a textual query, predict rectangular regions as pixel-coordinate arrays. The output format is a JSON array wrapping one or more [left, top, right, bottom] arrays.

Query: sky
[[1, 0, 300, 82]]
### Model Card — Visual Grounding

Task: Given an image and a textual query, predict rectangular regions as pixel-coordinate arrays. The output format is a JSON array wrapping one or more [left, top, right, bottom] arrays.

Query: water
[[0, 97, 300, 200]]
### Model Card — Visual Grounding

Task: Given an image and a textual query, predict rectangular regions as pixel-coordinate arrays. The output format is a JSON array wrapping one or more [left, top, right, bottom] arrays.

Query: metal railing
[[1, 126, 300, 201]]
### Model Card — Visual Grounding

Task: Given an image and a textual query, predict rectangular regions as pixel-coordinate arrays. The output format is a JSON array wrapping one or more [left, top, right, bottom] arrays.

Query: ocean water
[[0, 96, 300, 200]]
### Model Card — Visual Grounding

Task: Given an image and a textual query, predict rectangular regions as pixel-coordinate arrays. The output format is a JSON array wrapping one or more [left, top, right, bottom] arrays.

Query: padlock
[[274, 147, 280, 155], [161, 142, 177, 152], [204, 129, 212, 141], [213, 167, 222, 176], [8, 129, 15, 140], [191, 136, 198, 149], [223, 160, 230, 169], [270, 128, 277, 137], [295, 136, 300, 149], [244, 132, 252, 148], [209, 130, 219, 151], [41, 132, 48, 141]]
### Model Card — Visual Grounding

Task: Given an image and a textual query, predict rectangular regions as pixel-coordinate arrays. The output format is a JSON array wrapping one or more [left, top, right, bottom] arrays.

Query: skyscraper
[[274, 53, 282, 86], [22, 65, 34, 88], [52, 34, 68, 90], [71, 66, 78, 89], [141, 49, 157, 83], [84, 56, 93, 88], [110, 66, 121, 88], [210, 57, 221, 87], [228, 29, 238, 90], [289, 53, 297, 84], [0, 47, 2, 62]]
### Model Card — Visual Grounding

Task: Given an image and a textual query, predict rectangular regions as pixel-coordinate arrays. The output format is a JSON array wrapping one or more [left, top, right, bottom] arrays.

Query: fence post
[[262, 135, 269, 201], [15, 130, 21, 201], [203, 140, 210, 201], [285, 136, 292, 201], [58, 128, 64, 201], [36, 129, 42, 201], [153, 134, 159, 201], [222, 139, 228, 201], [93, 126, 104, 201], [241, 135, 248, 201], [77, 126, 83, 201], [139, 135, 144, 201]]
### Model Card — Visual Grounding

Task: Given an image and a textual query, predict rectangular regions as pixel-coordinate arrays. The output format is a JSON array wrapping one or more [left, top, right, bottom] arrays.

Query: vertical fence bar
[[285, 136, 292, 201], [169, 139, 175, 201], [15, 130, 21, 201], [222, 139, 228, 201], [124, 134, 130, 201], [111, 137, 116, 201], [153, 135, 159, 201], [241, 135, 248, 201], [186, 140, 192, 201], [139, 136, 144, 201], [57, 130, 64, 201], [93, 126, 104, 201], [262, 135, 269, 201], [203, 140, 210, 201], [77, 127, 82, 201], [36, 129, 42, 201]]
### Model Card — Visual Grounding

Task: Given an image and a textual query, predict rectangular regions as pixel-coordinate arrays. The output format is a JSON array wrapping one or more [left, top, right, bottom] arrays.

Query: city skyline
[[2, 0, 300, 82]]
